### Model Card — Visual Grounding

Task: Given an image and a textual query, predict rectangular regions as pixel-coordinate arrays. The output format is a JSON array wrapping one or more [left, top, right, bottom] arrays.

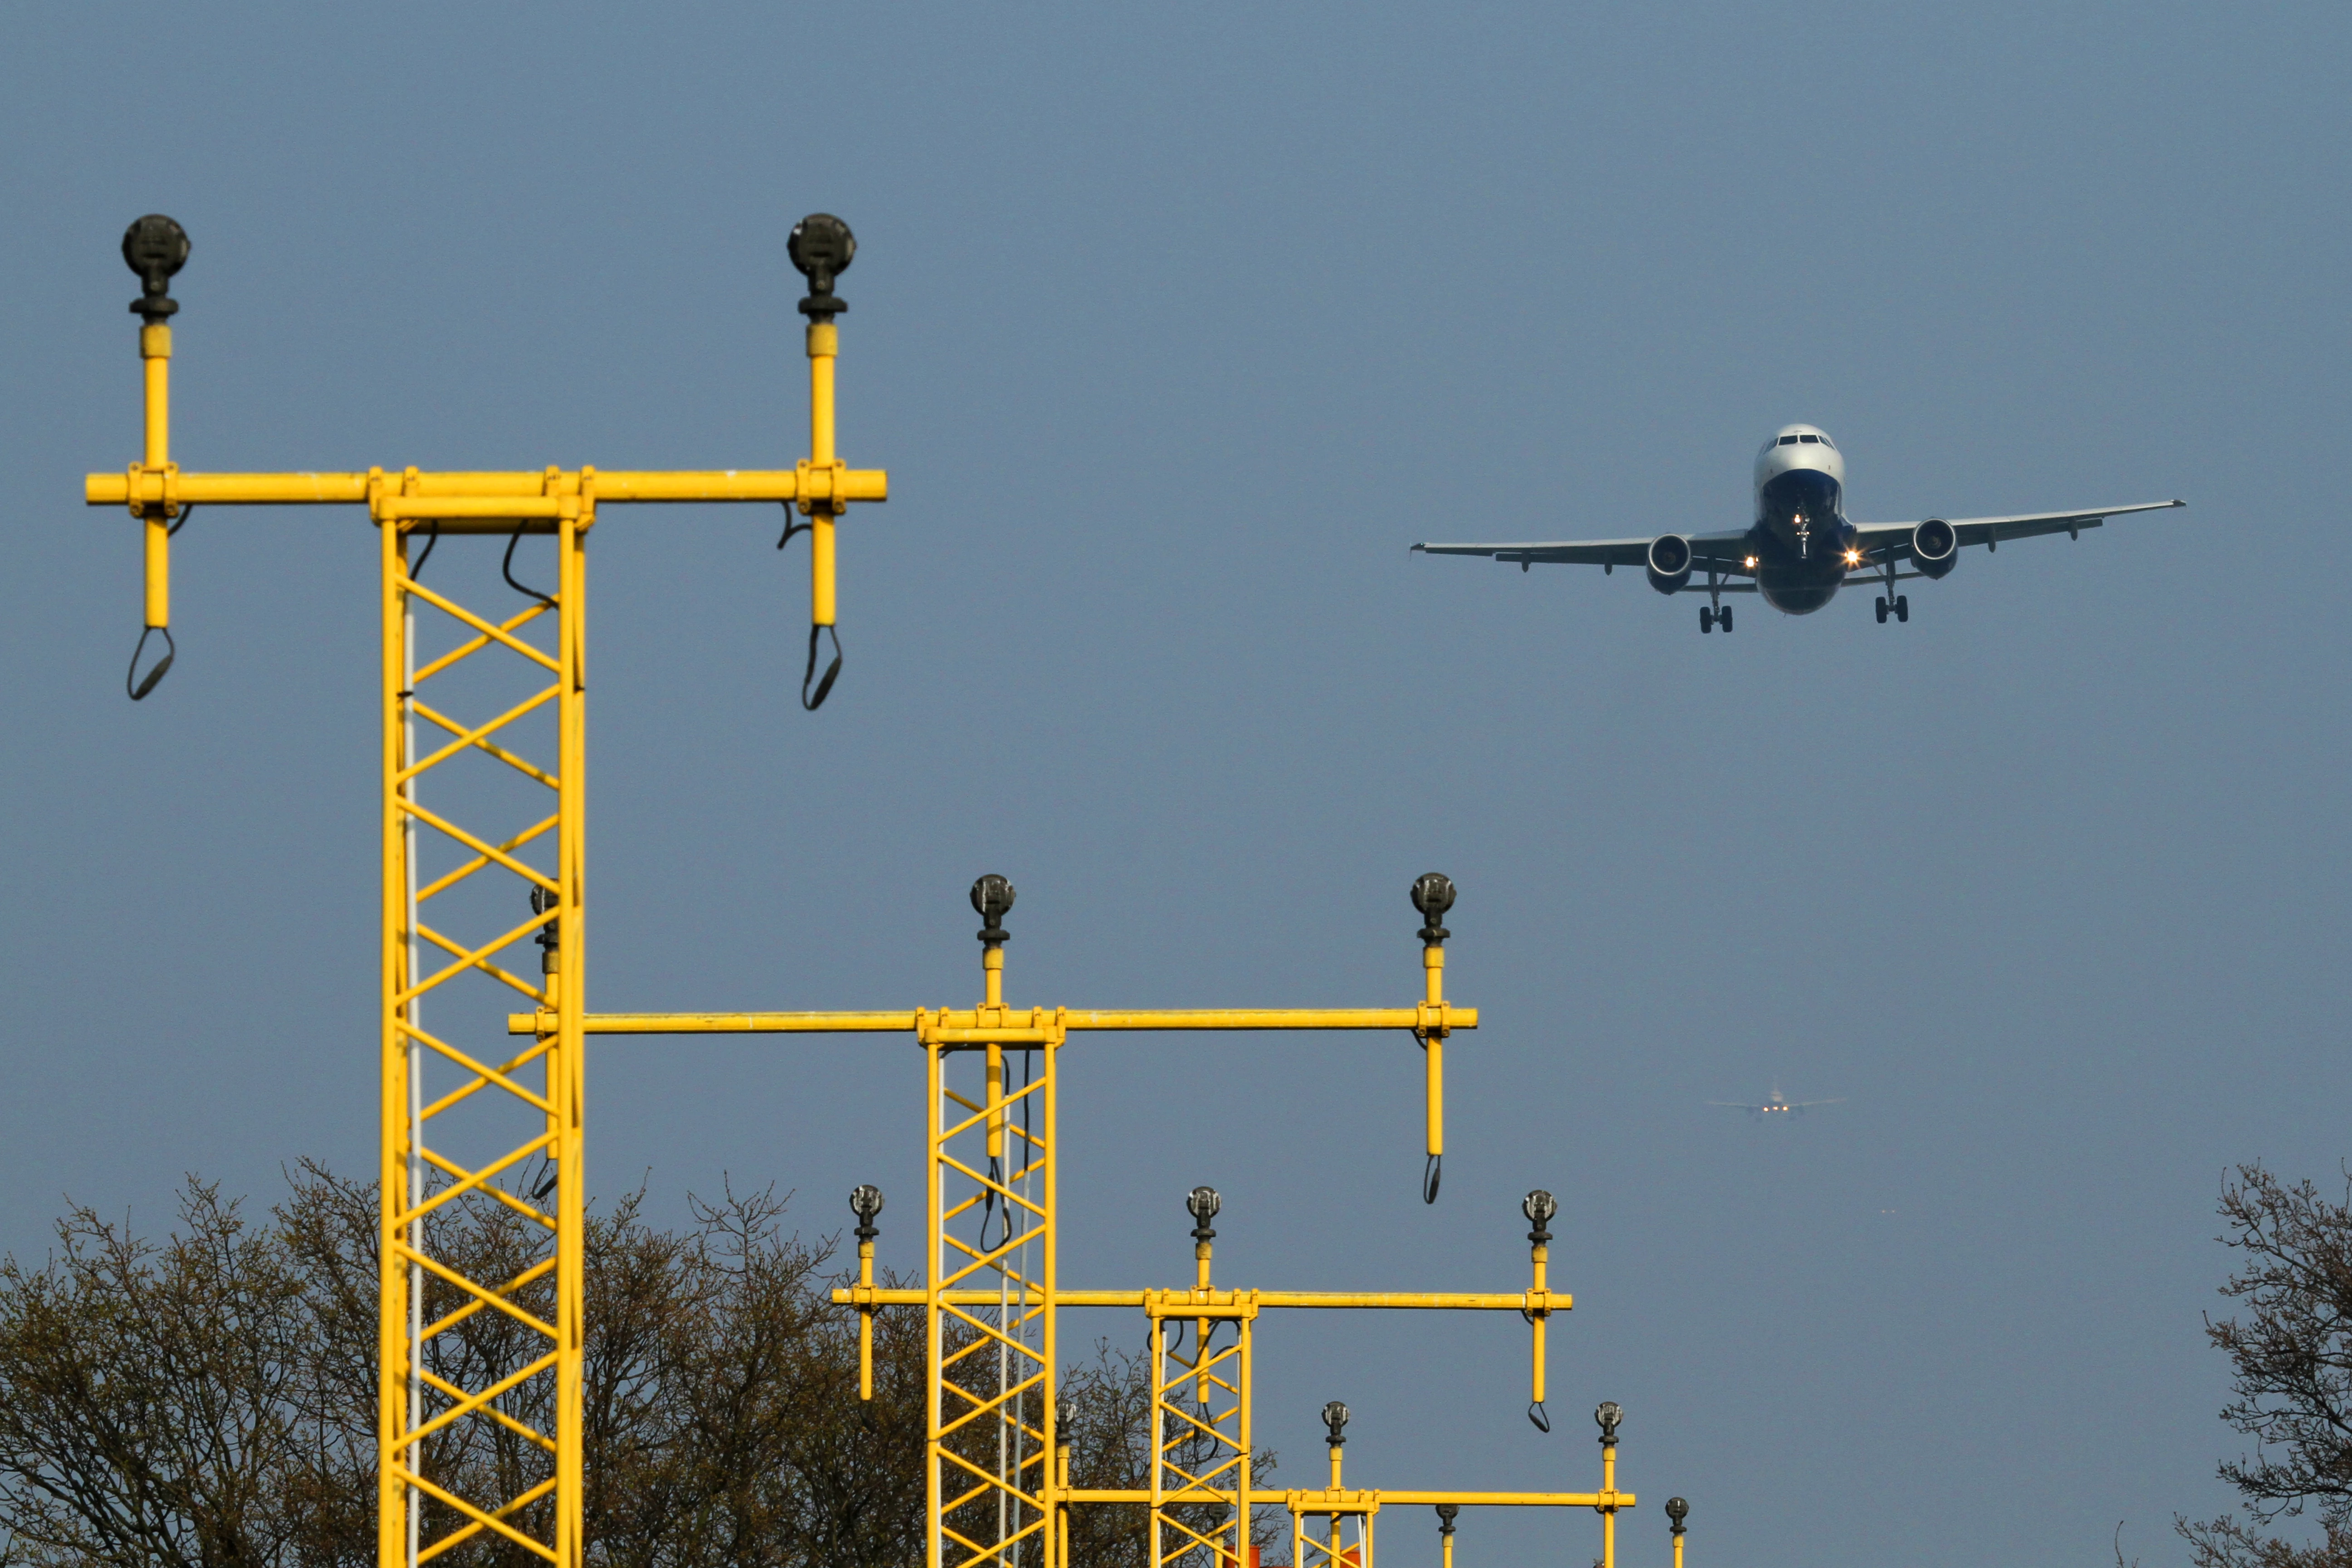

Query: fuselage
[[1748, 424, 1856, 614]]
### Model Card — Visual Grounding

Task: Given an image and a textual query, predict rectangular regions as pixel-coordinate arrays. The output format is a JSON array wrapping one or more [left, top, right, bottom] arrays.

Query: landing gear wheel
[[1719, 606, 1733, 632], [1894, 595, 1910, 623], [1700, 607, 1714, 633], [1875, 597, 1888, 624]]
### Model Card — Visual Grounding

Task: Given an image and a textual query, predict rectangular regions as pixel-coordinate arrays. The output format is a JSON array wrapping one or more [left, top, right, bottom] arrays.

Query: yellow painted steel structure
[[89, 212, 886, 1568], [521, 877, 1656, 1568], [96, 213, 1690, 1568]]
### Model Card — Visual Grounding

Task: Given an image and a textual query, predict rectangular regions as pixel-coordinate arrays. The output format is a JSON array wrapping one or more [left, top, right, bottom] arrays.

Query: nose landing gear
[[1873, 595, 1909, 624]]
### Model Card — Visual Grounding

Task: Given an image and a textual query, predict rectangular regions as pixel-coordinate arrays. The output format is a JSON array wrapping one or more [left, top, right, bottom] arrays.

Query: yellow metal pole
[[1412, 873, 1455, 1201], [1041, 1025, 1061, 1568], [1195, 1209, 1213, 1405], [986, 1044, 1004, 1163], [807, 320, 838, 629], [835, 1286, 1563, 1312], [553, 510, 588, 1568], [1423, 944, 1443, 1165], [1061, 1490, 1628, 1509], [983, 947, 1006, 1162], [141, 323, 171, 632], [1523, 1191, 1557, 1427], [1056, 1435, 1072, 1568], [1601, 1436, 1617, 1568], [526, 1005, 1478, 1037], [1237, 1318, 1254, 1568], [1531, 1239, 1548, 1406], [925, 1035, 945, 1568], [377, 485, 410, 1568], [1149, 1313, 1167, 1568], [858, 1232, 877, 1400]]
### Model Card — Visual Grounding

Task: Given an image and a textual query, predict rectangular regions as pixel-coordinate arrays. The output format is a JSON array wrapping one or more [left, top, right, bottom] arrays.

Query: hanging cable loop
[[126, 624, 176, 701], [776, 501, 811, 551], [803, 623, 842, 710], [1422, 1152, 1442, 1205], [779, 505, 843, 709], [502, 521, 555, 607], [407, 519, 441, 582], [167, 503, 196, 539], [1527, 1400, 1551, 1432]]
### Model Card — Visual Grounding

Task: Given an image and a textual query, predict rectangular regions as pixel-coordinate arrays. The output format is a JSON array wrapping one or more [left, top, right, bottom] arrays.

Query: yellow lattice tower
[[89, 211, 888, 1568], [511, 874, 1695, 1568]]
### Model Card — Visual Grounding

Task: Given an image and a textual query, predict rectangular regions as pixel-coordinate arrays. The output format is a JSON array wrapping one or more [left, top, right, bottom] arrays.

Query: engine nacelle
[[1646, 534, 1695, 596], [1911, 518, 1958, 580]]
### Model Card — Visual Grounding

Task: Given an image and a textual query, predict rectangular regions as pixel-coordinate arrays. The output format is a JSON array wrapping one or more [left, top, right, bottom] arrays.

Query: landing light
[[1744, 556, 1758, 568], [1843, 549, 1861, 566]]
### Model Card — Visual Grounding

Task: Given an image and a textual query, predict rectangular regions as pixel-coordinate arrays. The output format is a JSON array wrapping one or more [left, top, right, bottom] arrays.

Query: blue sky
[[5, 6, 2348, 1565]]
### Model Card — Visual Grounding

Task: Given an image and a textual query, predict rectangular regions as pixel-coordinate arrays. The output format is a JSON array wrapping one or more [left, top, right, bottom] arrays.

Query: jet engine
[[1911, 518, 1959, 580], [1645, 534, 1695, 596]]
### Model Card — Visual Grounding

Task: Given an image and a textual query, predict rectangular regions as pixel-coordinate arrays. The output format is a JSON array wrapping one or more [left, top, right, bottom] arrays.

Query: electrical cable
[[802, 624, 842, 710], [778, 504, 842, 708], [1422, 1152, 1442, 1205], [408, 519, 440, 582], [776, 504, 810, 551], [126, 507, 200, 700], [502, 522, 554, 607], [126, 625, 175, 701]]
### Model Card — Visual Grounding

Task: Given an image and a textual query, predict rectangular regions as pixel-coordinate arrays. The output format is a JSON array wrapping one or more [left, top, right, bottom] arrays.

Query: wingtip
[[1409, 542, 1427, 553], [2172, 499, 2188, 508]]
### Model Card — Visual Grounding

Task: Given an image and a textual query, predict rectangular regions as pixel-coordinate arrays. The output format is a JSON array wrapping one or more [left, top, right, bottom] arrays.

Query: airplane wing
[[1413, 531, 1759, 574], [1788, 1098, 1846, 1109], [1705, 1102, 1760, 1111], [1854, 500, 2184, 557]]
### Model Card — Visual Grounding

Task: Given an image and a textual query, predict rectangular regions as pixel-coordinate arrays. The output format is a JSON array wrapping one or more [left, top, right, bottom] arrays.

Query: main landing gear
[[1874, 595, 1909, 624], [1700, 605, 1734, 633]]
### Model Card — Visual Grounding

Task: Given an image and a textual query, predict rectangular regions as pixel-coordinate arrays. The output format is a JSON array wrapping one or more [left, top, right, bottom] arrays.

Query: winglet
[[1409, 542, 1427, 553], [2172, 499, 2188, 508]]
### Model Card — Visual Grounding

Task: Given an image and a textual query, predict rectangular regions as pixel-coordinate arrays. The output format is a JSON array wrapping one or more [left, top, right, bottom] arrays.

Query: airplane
[[1410, 424, 2184, 632], [1710, 1083, 1844, 1120]]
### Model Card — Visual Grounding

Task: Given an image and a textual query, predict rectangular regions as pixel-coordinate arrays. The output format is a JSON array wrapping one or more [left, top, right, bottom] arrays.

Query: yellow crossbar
[[508, 1005, 1477, 1035]]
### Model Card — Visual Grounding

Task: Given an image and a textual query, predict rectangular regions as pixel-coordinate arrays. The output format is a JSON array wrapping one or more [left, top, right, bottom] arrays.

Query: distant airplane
[[1411, 424, 2183, 632], [1710, 1083, 1844, 1120]]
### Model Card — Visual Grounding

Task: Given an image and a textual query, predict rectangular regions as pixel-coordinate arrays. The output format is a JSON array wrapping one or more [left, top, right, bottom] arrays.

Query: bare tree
[[0, 1170, 1250, 1568], [2177, 1166, 2352, 1568]]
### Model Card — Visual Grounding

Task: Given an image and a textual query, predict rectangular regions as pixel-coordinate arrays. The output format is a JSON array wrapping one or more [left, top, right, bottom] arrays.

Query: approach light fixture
[[849, 1184, 885, 1240], [1411, 872, 1455, 943], [1666, 1498, 1689, 1536], [1595, 1401, 1623, 1445], [1323, 1401, 1352, 1446], [122, 214, 190, 321], [788, 212, 855, 320], [1524, 1189, 1557, 1246], [1187, 1185, 1221, 1242], [972, 874, 1016, 947]]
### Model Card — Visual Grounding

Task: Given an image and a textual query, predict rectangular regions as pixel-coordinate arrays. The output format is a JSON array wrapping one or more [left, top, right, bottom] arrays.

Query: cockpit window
[[1819, 436, 1834, 448], [1777, 435, 1798, 446], [1798, 434, 1819, 443]]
